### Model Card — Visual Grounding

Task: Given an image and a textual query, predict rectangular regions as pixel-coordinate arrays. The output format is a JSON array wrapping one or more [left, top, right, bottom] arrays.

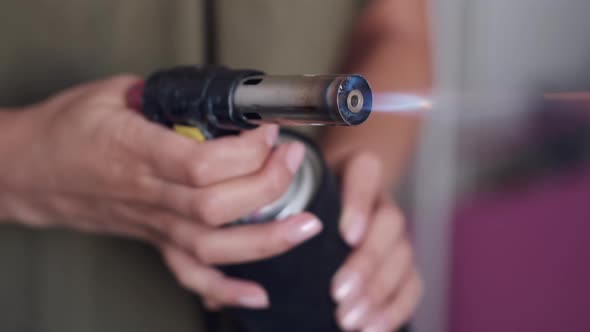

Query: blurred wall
[[414, 1, 590, 331]]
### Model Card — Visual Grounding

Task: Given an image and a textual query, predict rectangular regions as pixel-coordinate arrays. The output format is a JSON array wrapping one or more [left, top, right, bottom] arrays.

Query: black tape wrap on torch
[[141, 65, 263, 134]]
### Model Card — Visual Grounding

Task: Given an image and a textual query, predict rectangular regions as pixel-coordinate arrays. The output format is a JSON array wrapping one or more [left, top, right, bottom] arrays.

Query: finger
[[131, 123, 279, 187], [339, 152, 383, 246], [336, 238, 414, 331], [88, 74, 143, 107], [337, 296, 372, 331], [203, 298, 222, 311], [156, 142, 305, 226], [332, 201, 405, 303], [116, 200, 321, 265], [115, 203, 318, 268], [161, 245, 269, 309], [361, 270, 424, 332], [365, 237, 414, 309], [183, 213, 322, 265]]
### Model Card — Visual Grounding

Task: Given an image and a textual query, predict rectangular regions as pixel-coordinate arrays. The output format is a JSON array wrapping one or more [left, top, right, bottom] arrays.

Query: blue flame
[[372, 93, 432, 114]]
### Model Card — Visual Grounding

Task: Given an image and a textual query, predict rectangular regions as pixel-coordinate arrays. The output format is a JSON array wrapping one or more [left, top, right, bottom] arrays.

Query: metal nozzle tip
[[336, 75, 372, 125], [347, 89, 364, 113]]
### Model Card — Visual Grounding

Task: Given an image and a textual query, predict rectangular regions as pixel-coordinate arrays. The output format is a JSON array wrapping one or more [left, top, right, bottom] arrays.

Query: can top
[[237, 131, 323, 224]]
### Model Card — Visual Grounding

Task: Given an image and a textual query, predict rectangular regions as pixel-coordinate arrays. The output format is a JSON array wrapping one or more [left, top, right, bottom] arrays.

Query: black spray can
[[220, 129, 349, 332]]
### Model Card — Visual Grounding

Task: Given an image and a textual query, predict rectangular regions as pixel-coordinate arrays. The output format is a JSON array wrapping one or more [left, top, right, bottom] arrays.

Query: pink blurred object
[[449, 164, 590, 332], [126, 80, 145, 111]]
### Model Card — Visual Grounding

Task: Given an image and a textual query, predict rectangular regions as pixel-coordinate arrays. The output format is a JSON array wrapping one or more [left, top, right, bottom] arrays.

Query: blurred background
[[414, 0, 590, 331], [2, 0, 590, 331]]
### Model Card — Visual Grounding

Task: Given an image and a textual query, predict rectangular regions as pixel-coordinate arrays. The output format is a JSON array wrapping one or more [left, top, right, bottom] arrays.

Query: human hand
[[0, 75, 323, 309], [331, 153, 423, 332]]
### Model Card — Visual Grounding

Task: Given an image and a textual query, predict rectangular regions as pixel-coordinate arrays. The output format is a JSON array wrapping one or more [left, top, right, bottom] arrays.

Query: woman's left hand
[[331, 153, 423, 332]]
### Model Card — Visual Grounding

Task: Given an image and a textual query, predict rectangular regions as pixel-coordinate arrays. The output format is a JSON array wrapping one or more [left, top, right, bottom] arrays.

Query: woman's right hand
[[0, 75, 323, 309]]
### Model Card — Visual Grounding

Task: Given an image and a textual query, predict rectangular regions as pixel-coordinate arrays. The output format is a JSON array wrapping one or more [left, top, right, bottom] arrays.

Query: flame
[[372, 92, 433, 114]]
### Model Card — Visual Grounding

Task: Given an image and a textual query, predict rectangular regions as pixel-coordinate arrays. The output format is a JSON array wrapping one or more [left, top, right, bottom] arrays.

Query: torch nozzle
[[233, 74, 372, 126], [131, 66, 372, 135]]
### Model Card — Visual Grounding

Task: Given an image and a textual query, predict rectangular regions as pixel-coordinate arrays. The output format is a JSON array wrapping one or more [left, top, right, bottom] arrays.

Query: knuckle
[[215, 285, 237, 304], [173, 266, 195, 290], [262, 162, 291, 200], [193, 241, 213, 265], [157, 215, 178, 238], [140, 209, 174, 236], [228, 136, 247, 152], [116, 115, 144, 143], [132, 175, 162, 202], [187, 159, 209, 186], [192, 193, 220, 226], [201, 274, 225, 299], [356, 249, 379, 273], [362, 243, 381, 263], [252, 135, 270, 161], [144, 210, 165, 231], [367, 277, 387, 303], [233, 134, 269, 167]]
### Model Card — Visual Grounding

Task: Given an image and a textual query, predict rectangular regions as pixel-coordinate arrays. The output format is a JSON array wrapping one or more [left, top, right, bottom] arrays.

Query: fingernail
[[238, 293, 269, 309], [266, 125, 279, 146], [341, 210, 366, 246], [333, 269, 361, 302], [285, 142, 306, 173], [341, 299, 370, 330], [287, 217, 322, 244]]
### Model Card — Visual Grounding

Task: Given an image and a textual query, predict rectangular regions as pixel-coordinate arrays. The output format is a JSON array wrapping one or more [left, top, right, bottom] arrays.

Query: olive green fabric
[[216, 0, 359, 73], [0, 1, 361, 331], [0, 0, 205, 106]]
